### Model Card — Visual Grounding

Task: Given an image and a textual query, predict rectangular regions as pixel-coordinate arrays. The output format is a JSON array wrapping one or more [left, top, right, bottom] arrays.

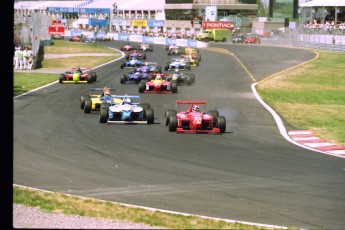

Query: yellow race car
[[80, 88, 122, 113]]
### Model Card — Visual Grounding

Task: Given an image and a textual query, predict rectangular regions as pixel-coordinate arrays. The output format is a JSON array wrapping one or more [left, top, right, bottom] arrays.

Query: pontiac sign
[[202, 21, 233, 29]]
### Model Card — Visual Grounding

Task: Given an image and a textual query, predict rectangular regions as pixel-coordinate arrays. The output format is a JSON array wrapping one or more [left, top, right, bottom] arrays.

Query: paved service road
[[14, 41, 345, 229]]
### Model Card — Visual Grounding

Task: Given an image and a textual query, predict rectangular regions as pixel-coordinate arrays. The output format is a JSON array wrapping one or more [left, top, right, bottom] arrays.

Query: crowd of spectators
[[301, 20, 345, 34]]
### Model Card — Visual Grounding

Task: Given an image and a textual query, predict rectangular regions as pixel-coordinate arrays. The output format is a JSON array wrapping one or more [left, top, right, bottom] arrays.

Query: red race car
[[125, 50, 146, 60], [120, 43, 135, 51], [165, 100, 226, 134], [59, 67, 97, 84], [244, 33, 261, 44], [138, 73, 177, 94]]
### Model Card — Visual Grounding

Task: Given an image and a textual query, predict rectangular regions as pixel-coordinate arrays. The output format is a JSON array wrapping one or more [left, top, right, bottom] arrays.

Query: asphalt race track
[[14, 41, 345, 229]]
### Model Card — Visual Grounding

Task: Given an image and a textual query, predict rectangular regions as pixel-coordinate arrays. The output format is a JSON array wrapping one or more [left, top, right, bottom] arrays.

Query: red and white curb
[[288, 130, 345, 158]]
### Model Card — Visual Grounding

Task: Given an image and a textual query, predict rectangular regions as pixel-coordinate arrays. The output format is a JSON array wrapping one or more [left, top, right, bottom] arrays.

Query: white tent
[[300, 0, 345, 7]]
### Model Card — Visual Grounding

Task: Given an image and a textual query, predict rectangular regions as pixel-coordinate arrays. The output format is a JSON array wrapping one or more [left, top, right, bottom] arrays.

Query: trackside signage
[[202, 21, 233, 29]]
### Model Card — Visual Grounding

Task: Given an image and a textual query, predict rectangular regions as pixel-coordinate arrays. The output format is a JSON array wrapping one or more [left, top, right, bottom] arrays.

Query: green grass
[[45, 40, 117, 54], [14, 186, 279, 229], [257, 51, 345, 146]]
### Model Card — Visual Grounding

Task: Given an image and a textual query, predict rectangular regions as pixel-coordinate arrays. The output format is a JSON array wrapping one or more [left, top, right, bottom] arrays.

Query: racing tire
[[84, 99, 92, 113], [100, 102, 110, 110], [80, 95, 90, 109], [143, 54, 146, 60], [120, 63, 124, 69], [216, 116, 226, 133], [59, 74, 65, 83], [186, 76, 192, 86], [195, 61, 199, 67], [207, 110, 219, 126], [120, 74, 127, 84], [139, 81, 146, 93], [168, 115, 178, 132], [187, 65, 191, 70], [165, 110, 177, 126], [99, 107, 109, 123], [91, 72, 97, 82], [164, 65, 169, 71], [168, 52, 171, 56], [126, 54, 129, 60], [140, 103, 150, 110], [87, 74, 93, 84], [65, 71, 72, 74], [222, 38, 227, 42], [171, 82, 178, 93], [145, 108, 154, 124]]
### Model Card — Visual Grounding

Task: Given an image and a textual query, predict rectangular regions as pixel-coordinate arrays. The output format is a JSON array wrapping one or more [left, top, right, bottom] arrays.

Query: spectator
[[27, 54, 33, 70], [22, 47, 30, 70], [14, 47, 23, 70]]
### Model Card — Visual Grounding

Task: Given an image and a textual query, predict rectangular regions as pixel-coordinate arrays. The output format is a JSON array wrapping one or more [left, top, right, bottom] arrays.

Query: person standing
[[23, 47, 29, 70], [14, 47, 23, 70], [27, 54, 33, 70]]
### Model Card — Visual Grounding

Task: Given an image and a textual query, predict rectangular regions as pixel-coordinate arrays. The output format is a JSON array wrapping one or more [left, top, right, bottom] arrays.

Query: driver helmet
[[144, 62, 148, 66], [123, 97, 132, 104], [156, 74, 162, 80], [192, 105, 200, 112], [174, 69, 180, 73]]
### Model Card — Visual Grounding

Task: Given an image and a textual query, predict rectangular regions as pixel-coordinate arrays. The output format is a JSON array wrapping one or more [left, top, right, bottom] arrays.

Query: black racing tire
[[121, 74, 127, 84], [59, 74, 65, 83], [187, 64, 191, 70], [120, 63, 124, 69], [143, 54, 146, 60], [165, 110, 177, 126], [217, 116, 226, 133], [87, 73, 93, 83], [80, 95, 90, 109], [168, 115, 178, 132], [139, 81, 146, 93], [164, 65, 169, 71], [195, 61, 199, 67], [207, 110, 219, 126], [186, 76, 192, 86], [145, 108, 154, 124], [140, 103, 150, 110], [99, 107, 109, 123], [91, 72, 97, 82], [84, 99, 92, 113], [171, 81, 178, 93], [126, 54, 129, 60]]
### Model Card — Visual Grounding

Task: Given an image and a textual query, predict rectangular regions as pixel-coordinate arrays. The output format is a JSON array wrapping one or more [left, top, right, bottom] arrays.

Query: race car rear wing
[[112, 95, 141, 104], [176, 100, 207, 105]]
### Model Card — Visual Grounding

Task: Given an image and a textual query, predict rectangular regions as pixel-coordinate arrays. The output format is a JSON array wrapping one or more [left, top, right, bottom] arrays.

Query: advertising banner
[[132, 20, 148, 27], [48, 26, 65, 35], [202, 21, 233, 29], [176, 39, 188, 47], [153, 37, 167, 45], [48, 7, 110, 14], [148, 20, 165, 27], [130, 34, 143, 43], [143, 36, 154, 43], [88, 19, 108, 27], [118, 33, 130, 41], [166, 38, 177, 45]]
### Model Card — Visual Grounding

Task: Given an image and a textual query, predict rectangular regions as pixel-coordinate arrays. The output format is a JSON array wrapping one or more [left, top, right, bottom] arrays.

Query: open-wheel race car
[[80, 87, 122, 113], [120, 43, 135, 51], [165, 69, 195, 86], [121, 62, 162, 84], [165, 100, 226, 134], [125, 50, 146, 60], [164, 57, 191, 71], [164, 43, 179, 51], [137, 43, 153, 52], [167, 47, 184, 56], [99, 95, 154, 124], [120, 58, 145, 69], [59, 67, 97, 84], [138, 73, 177, 94]]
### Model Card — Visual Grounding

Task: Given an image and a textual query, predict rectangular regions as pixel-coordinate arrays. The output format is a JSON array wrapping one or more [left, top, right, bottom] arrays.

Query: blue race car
[[164, 57, 191, 71], [120, 71, 150, 84], [120, 58, 145, 69], [133, 62, 162, 74], [99, 95, 154, 124]]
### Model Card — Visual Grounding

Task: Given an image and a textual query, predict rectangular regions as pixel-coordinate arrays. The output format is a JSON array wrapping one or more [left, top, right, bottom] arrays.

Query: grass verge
[[13, 186, 280, 229], [256, 51, 345, 146]]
